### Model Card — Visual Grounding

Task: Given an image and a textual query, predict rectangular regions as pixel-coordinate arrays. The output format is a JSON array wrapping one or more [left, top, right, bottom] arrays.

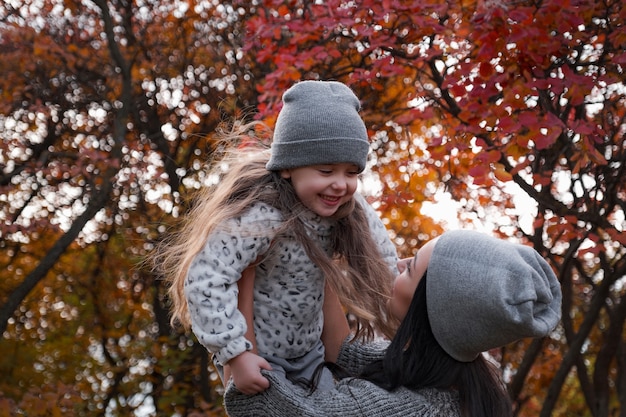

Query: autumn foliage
[[1, 0, 625, 416]]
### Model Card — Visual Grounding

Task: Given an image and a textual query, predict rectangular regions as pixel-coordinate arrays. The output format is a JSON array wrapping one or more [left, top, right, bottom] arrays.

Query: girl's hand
[[228, 351, 272, 395]]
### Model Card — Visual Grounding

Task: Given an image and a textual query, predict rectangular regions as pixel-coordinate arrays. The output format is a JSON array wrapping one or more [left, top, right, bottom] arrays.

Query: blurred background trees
[[1, 0, 624, 416]]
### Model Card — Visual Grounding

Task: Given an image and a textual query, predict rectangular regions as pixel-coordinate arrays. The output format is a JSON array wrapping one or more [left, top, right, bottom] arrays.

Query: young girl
[[155, 81, 399, 395], [224, 230, 562, 416]]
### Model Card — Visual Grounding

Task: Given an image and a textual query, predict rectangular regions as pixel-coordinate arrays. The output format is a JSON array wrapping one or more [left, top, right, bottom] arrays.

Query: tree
[[0, 0, 253, 414], [1, 0, 624, 416], [241, 0, 626, 416]]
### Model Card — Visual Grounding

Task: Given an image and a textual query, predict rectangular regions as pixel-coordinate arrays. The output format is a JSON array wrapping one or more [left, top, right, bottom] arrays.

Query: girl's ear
[[280, 169, 291, 179]]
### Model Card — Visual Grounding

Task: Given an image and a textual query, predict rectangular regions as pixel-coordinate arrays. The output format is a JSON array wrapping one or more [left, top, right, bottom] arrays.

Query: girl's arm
[[223, 265, 271, 395], [321, 281, 350, 362], [237, 265, 258, 354], [186, 204, 278, 374]]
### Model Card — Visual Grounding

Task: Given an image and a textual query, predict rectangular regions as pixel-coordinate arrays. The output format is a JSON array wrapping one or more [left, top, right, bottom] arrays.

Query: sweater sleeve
[[354, 193, 399, 275], [224, 370, 461, 417], [185, 203, 280, 366], [335, 337, 389, 374]]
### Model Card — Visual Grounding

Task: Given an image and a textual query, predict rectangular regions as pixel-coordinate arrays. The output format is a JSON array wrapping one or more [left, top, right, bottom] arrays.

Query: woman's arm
[[224, 370, 455, 417]]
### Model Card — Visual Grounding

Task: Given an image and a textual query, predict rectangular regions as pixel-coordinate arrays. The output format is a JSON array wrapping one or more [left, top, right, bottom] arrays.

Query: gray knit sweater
[[185, 193, 398, 366], [224, 339, 462, 416]]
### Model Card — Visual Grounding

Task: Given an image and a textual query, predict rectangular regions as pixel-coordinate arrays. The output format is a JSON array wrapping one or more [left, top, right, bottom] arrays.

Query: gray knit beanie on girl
[[427, 230, 562, 362], [266, 80, 370, 172]]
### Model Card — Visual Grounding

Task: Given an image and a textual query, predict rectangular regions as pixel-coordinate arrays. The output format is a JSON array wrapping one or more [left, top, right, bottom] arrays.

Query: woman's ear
[[280, 169, 291, 179]]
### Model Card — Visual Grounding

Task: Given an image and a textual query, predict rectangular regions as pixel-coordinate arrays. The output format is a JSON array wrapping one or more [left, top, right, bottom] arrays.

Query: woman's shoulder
[[414, 387, 461, 416], [335, 337, 388, 371]]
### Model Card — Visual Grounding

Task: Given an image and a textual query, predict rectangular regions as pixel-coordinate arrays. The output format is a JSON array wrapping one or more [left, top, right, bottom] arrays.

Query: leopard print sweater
[[185, 193, 398, 366]]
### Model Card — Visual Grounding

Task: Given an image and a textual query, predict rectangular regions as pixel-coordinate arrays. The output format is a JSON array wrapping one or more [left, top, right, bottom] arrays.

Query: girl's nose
[[331, 175, 347, 190]]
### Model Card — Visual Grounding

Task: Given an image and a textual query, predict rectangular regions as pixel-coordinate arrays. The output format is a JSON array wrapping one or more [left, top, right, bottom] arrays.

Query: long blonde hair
[[153, 121, 398, 340]]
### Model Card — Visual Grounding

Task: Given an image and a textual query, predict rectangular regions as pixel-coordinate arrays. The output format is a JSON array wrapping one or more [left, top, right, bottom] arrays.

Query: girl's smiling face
[[281, 163, 359, 217], [390, 237, 439, 320]]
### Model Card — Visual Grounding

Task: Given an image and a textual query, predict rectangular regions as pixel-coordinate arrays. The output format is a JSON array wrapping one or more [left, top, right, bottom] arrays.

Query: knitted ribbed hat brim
[[266, 80, 370, 172]]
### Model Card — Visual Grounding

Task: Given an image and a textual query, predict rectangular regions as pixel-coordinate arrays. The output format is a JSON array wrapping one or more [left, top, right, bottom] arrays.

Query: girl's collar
[[297, 208, 334, 235]]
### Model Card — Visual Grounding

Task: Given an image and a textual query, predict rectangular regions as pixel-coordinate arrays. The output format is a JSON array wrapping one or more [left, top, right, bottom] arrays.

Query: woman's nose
[[397, 258, 409, 272]]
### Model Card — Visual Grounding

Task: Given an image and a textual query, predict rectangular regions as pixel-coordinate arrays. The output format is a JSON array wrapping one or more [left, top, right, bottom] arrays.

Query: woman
[[224, 230, 562, 416]]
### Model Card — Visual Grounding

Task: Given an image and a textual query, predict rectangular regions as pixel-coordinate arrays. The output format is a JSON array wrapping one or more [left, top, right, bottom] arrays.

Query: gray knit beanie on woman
[[266, 80, 370, 172], [427, 230, 562, 362]]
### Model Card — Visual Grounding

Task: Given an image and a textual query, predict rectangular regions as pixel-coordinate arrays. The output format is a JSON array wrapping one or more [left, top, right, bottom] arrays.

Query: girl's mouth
[[320, 194, 342, 204]]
